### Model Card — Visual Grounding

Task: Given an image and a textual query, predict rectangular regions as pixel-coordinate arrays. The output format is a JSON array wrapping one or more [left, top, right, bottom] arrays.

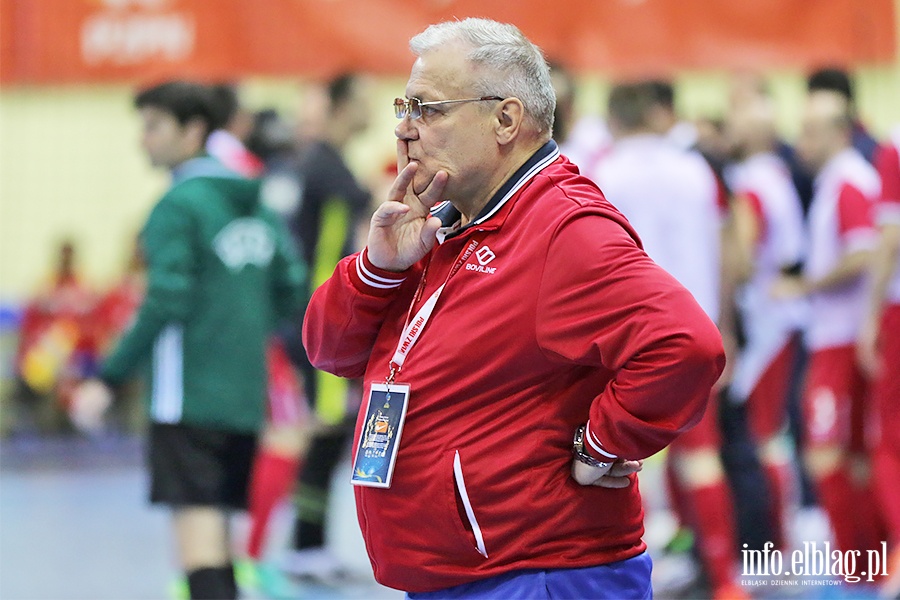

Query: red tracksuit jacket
[[303, 143, 725, 592]]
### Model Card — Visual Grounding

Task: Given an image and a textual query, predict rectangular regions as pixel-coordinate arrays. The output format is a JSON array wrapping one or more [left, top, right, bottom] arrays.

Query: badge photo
[[351, 383, 410, 488]]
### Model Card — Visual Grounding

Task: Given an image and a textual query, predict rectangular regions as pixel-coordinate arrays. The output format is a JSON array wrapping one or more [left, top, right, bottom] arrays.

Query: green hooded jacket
[[101, 156, 305, 432]]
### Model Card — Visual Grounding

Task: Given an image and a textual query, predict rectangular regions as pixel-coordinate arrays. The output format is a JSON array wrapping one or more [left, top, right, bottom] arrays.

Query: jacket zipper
[[453, 450, 488, 558]]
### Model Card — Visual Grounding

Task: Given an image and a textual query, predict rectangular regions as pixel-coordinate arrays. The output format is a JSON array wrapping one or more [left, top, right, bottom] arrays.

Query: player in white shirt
[[858, 125, 900, 596], [774, 90, 881, 558], [548, 61, 614, 176], [592, 82, 746, 600], [723, 91, 807, 553]]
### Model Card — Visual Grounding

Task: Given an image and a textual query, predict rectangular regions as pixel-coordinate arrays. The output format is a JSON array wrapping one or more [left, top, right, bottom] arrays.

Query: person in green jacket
[[72, 81, 305, 600]]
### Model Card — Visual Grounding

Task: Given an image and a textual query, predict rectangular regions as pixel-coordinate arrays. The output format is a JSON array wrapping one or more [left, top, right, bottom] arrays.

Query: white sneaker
[[281, 547, 348, 584], [652, 552, 700, 595]]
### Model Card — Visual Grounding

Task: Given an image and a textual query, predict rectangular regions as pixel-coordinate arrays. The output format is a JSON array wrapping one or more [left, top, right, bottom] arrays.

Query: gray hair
[[409, 18, 556, 136]]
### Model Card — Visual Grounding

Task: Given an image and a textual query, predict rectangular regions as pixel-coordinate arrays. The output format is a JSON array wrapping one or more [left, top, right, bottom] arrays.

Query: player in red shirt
[[592, 82, 745, 600], [16, 239, 97, 419], [724, 90, 807, 552], [774, 90, 882, 558], [858, 126, 900, 597]]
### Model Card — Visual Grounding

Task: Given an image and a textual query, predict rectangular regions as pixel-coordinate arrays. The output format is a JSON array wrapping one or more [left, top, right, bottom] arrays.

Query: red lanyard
[[386, 235, 483, 385]]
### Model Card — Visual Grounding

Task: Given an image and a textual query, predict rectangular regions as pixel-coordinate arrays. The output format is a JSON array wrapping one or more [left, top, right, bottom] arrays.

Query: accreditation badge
[[350, 383, 410, 488]]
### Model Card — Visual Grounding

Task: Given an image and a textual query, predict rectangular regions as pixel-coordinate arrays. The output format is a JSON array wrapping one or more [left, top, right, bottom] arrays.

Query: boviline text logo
[[742, 542, 889, 585]]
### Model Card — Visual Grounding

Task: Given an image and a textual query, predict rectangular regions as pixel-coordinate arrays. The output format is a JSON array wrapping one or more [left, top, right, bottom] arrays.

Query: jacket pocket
[[452, 450, 489, 558]]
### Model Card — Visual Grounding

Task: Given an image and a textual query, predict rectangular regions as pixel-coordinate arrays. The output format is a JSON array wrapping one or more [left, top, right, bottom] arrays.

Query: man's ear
[[495, 98, 525, 145]]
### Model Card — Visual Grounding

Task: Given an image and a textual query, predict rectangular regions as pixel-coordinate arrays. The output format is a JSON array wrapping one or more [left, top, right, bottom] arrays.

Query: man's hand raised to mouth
[[367, 139, 448, 272]]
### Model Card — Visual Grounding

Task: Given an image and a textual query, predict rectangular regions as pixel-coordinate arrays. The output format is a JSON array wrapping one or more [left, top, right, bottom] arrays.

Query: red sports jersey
[[725, 151, 807, 401], [805, 148, 879, 350], [875, 128, 900, 304], [872, 129, 900, 452]]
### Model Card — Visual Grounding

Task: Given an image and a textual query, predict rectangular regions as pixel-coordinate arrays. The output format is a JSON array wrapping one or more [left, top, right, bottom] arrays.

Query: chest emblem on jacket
[[214, 218, 276, 270], [465, 245, 497, 274]]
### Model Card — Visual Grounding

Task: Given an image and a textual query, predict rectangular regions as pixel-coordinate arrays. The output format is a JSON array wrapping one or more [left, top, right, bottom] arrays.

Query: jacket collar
[[434, 140, 560, 241], [171, 154, 243, 185]]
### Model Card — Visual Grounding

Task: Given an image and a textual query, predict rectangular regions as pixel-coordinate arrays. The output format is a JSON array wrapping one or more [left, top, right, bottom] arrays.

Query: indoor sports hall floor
[[0, 434, 883, 600], [0, 434, 403, 600]]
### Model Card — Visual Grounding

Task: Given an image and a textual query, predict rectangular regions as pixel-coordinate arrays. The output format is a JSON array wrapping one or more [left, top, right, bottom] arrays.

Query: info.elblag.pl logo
[[741, 541, 889, 588]]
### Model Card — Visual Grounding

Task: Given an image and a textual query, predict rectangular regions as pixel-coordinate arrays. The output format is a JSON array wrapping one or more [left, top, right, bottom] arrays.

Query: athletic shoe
[[236, 559, 301, 600], [281, 547, 348, 584], [167, 577, 189, 600], [652, 552, 701, 596], [664, 527, 695, 554], [234, 559, 260, 591]]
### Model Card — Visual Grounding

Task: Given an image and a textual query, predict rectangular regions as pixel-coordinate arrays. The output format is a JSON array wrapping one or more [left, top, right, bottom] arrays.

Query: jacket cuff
[[584, 420, 619, 460], [349, 248, 409, 296]]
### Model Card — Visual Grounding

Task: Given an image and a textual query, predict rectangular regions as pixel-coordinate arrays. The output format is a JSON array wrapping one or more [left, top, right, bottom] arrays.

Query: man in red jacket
[[303, 18, 725, 599]]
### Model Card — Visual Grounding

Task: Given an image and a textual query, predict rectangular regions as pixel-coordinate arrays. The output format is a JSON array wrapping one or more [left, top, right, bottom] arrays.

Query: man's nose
[[395, 116, 418, 140]]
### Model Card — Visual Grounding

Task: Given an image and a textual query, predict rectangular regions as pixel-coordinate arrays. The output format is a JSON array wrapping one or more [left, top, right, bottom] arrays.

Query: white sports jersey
[[592, 134, 722, 321], [876, 127, 900, 304], [805, 148, 880, 350], [667, 121, 699, 152], [559, 115, 613, 175], [725, 152, 807, 400]]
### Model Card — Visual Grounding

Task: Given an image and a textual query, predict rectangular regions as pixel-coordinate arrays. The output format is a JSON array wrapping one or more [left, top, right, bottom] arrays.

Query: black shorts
[[148, 422, 258, 510]]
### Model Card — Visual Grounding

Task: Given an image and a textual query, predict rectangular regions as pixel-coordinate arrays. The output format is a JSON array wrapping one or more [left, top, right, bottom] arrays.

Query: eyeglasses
[[393, 96, 504, 120]]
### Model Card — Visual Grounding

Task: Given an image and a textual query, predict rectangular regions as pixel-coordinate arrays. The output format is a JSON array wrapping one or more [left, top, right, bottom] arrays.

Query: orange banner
[[1, 0, 895, 85]]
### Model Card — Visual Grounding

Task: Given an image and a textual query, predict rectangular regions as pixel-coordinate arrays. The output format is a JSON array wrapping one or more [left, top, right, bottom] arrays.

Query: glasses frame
[[394, 96, 504, 120]]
